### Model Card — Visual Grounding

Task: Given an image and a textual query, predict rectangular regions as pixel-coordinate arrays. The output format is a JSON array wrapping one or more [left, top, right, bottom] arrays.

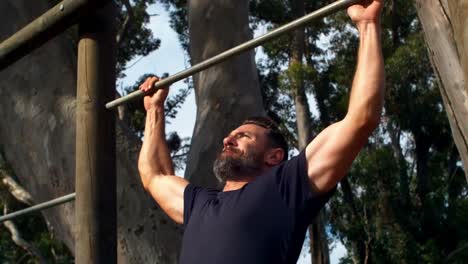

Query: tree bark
[[185, 0, 264, 188], [414, 0, 468, 180], [0, 1, 182, 263]]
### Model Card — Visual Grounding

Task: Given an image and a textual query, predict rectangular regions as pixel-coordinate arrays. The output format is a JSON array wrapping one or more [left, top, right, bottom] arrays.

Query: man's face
[[213, 124, 270, 183]]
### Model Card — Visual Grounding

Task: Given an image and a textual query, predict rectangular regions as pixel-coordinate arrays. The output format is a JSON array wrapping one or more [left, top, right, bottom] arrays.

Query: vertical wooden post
[[76, 4, 116, 263]]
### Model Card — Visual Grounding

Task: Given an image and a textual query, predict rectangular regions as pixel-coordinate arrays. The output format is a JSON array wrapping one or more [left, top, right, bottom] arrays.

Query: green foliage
[[115, 0, 161, 78], [257, 64, 298, 149], [159, 0, 189, 51], [279, 62, 317, 94], [248, 0, 468, 263], [115, 0, 193, 169], [323, 2, 467, 262], [0, 207, 74, 263]]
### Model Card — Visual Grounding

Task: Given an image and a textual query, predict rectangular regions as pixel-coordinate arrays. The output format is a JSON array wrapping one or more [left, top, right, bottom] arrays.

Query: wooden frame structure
[[0, 0, 116, 262]]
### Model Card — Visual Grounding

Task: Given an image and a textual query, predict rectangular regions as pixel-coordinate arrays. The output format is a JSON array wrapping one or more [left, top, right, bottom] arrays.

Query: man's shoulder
[[184, 183, 220, 202]]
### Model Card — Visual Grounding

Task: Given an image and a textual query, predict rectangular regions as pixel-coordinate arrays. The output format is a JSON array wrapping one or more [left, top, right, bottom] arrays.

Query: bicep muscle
[[305, 119, 372, 193], [147, 175, 189, 224]]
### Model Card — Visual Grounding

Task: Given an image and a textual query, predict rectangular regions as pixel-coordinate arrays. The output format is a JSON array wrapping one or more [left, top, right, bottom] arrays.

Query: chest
[[186, 186, 294, 240]]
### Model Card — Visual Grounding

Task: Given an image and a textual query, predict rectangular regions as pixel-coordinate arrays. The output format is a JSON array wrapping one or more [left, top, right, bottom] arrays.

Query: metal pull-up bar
[[105, 0, 360, 109], [0, 193, 75, 223]]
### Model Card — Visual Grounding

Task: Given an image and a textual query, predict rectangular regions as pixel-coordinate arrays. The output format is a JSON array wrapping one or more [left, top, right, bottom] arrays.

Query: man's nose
[[223, 135, 236, 148]]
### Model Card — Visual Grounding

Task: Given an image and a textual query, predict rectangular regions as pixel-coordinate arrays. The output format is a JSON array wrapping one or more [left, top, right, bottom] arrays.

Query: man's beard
[[213, 147, 264, 183]]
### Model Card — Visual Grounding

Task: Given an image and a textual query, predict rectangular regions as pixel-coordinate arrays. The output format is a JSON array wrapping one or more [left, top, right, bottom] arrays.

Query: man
[[138, 0, 384, 263]]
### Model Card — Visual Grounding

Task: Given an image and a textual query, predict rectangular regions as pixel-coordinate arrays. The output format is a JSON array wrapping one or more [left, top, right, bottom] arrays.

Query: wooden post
[[76, 4, 116, 263]]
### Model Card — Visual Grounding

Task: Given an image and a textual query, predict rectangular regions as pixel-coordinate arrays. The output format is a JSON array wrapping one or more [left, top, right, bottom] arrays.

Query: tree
[[322, 1, 468, 262], [184, 0, 264, 188], [250, 0, 467, 262], [414, 0, 468, 181]]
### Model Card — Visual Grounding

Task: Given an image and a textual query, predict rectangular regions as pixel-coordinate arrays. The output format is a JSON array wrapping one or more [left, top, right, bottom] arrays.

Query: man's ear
[[265, 148, 285, 166]]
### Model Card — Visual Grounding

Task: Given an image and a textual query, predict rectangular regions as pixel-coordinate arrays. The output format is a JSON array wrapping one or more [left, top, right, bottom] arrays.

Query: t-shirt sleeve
[[273, 150, 335, 216], [183, 183, 201, 227], [183, 183, 219, 227]]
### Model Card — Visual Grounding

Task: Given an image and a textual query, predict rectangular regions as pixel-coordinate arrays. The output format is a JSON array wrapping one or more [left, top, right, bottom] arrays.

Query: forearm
[[138, 106, 174, 189], [346, 21, 385, 128]]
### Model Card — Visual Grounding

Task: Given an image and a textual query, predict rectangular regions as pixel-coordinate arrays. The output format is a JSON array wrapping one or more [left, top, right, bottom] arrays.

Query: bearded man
[[137, 0, 385, 263]]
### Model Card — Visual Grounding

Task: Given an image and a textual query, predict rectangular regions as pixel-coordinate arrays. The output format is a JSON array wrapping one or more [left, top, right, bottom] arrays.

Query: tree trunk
[[385, 120, 410, 207], [289, 0, 330, 262], [414, 0, 468, 180], [0, 1, 182, 263], [185, 0, 264, 188], [340, 178, 367, 262]]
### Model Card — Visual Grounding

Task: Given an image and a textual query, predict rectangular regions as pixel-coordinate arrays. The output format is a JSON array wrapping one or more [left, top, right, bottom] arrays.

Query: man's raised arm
[[137, 77, 189, 224], [305, 0, 385, 193]]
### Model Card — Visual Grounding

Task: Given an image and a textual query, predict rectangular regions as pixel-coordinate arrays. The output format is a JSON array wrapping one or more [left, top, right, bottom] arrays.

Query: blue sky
[[120, 3, 347, 263]]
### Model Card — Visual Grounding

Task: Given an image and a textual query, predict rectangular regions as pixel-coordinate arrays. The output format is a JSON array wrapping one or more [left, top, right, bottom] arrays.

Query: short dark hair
[[242, 116, 289, 161]]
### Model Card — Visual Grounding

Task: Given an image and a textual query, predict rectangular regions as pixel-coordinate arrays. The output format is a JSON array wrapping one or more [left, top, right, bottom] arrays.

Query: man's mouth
[[223, 147, 240, 155]]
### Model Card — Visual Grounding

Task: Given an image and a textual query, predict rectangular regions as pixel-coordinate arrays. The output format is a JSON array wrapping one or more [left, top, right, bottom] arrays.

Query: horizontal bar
[[0, 0, 111, 70], [0, 193, 76, 223], [106, 0, 360, 109]]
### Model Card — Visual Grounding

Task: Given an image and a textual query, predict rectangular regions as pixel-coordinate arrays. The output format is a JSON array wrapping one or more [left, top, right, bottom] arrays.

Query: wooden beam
[[0, 0, 110, 70]]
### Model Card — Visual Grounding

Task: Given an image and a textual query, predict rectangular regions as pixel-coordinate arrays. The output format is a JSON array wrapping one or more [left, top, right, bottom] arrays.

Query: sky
[[120, 3, 347, 263]]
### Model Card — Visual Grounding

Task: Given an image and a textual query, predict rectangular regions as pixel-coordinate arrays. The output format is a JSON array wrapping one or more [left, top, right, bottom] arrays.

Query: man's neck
[[221, 166, 271, 192], [223, 180, 250, 192]]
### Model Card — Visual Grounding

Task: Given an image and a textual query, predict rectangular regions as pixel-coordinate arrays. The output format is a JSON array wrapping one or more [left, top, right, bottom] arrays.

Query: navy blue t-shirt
[[180, 151, 334, 264]]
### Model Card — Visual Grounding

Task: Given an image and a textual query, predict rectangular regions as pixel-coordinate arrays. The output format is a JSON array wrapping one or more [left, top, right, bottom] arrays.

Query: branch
[[165, 86, 192, 120], [362, 204, 372, 264], [446, 243, 468, 262], [3, 206, 47, 264], [114, 90, 132, 126], [384, 115, 410, 206], [171, 149, 190, 159], [116, 0, 134, 46], [0, 154, 33, 205], [340, 178, 368, 262]]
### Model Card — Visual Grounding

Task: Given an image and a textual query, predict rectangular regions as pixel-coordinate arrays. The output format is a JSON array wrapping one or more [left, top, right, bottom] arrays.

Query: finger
[[139, 78, 148, 92], [140, 77, 152, 92], [148, 77, 168, 96], [140, 76, 160, 93], [147, 76, 159, 90], [144, 77, 157, 92]]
